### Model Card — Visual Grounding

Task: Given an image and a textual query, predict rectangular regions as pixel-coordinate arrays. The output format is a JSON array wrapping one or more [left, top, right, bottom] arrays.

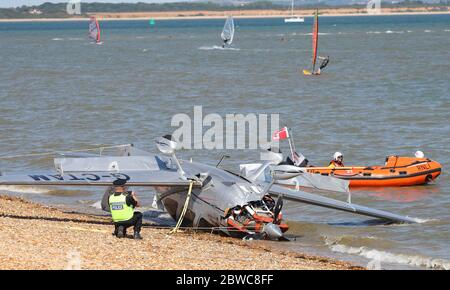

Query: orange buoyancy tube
[[305, 156, 442, 187]]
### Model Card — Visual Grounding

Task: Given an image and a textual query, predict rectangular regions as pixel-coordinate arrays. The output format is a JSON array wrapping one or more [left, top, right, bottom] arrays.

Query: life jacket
[[328, 160, 344, 168], [109, 192, 134, 222]]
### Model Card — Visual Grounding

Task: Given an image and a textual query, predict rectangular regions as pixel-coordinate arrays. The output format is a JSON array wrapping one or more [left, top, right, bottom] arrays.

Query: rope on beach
[[169, 181, 194, 234], [0, 144, 132, 160]]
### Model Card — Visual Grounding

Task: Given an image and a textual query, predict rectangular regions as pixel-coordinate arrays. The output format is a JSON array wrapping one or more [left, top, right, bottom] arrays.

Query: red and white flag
[[272, 127, 290, 141]]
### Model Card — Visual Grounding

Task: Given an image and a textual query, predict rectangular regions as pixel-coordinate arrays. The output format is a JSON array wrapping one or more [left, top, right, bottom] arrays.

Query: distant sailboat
[[88, 16, 102, 44], [221, 16, 235, 48], [284, 0, 304, 23]]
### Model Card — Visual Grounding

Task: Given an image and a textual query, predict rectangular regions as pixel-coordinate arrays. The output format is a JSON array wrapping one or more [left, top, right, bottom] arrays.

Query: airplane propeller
[[262, 223, 283, 240], [261, 195, 285, 240]]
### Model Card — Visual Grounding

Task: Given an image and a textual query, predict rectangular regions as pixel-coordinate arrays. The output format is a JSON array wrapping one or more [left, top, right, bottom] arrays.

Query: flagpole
[[289, 128, 297, 153], [287, 128, 295, 161]]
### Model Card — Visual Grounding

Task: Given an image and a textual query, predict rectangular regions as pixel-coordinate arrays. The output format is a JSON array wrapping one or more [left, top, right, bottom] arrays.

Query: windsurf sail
[[89, 17, 101, 43], [221, 16, 235, 45], [311, 10, 319, 72]]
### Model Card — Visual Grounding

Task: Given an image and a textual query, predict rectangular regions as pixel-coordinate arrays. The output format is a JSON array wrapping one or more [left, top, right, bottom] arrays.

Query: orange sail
[[311, 10, 319, 72]]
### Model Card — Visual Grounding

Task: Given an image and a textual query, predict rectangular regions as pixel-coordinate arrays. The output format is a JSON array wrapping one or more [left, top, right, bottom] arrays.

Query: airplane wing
[[0, 155, 203, 188], [268, 184, 418, 224], [0, 170, 197, 187], [240, 163, 349, 193], [275, 171, 349, 193]]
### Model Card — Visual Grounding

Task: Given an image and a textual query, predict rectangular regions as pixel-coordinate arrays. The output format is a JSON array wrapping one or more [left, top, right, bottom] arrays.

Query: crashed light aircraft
[[0, 135, 418, 240]]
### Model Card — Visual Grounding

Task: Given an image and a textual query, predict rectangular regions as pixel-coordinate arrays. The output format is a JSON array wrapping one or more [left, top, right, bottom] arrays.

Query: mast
[[291, 0, 294, 17], [311, 9, 319, 72], [96, 18, 101, 43]]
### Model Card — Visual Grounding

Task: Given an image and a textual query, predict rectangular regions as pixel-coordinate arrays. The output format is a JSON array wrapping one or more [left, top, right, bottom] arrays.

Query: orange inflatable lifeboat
[[305, 156, 442, 187]]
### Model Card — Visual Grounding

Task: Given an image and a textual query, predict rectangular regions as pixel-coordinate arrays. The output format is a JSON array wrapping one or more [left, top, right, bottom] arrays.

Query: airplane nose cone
[[262, 223, 283, 240]]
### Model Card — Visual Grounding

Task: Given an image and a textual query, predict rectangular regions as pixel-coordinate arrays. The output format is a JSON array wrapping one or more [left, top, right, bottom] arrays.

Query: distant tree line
[[0, 2, 283, 18], [0, 1, 448, 19]]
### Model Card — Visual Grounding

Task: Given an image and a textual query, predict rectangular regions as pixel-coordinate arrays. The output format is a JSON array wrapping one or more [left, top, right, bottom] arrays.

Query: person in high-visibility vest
[[109, 179, 143, 239]]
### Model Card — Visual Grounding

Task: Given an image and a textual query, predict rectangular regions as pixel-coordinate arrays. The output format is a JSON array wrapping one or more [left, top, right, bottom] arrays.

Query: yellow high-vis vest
[[109, 193, 134, 222]]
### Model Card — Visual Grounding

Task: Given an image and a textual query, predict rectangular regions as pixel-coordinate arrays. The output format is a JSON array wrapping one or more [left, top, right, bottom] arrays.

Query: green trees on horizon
[[0, 1, 448, 19]]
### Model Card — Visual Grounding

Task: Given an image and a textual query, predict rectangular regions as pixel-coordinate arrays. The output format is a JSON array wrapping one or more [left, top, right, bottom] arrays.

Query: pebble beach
[[0, 195, 362, 270]]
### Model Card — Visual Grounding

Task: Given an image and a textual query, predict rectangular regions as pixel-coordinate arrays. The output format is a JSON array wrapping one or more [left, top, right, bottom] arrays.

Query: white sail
[[221, 16, 235, 45]]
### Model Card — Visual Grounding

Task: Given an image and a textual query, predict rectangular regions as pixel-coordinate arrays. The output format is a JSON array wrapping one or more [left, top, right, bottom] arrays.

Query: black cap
[[113, 179, 127, 186]]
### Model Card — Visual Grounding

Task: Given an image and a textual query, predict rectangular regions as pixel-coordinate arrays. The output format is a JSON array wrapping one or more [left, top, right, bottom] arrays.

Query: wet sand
[[0, 7, 448, 22], [0, 195, 362, 270]]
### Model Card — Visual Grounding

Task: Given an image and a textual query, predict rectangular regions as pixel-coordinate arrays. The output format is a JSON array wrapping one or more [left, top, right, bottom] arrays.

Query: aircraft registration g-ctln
[[0, 135, 419, 240], [26, 173, 130, 182]]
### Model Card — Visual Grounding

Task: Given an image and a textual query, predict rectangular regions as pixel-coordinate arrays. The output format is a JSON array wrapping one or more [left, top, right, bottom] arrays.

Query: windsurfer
[[319, 56, 330, 70], [222, 39, 229, 48], [303, 9, 320, 76], [313, 56, 329, 75], [221, 16, 234, 49], [89, 17, 101, 44]]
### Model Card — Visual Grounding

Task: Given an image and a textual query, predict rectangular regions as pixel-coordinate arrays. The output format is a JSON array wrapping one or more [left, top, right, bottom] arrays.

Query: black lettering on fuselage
[[81, 174, 101, 181], [27, 173, 130, 183], [111, 173, 131, 181], [28, 175, 51, 181], [67, 174, 85, 181]]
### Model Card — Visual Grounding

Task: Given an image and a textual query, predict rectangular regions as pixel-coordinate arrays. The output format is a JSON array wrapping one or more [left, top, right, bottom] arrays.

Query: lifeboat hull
[[305, 156, 442, 187]]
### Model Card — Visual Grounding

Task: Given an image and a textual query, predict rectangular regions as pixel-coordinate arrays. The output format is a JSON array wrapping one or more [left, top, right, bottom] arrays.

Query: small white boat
[[284, 0, 304, 23], [284, 17, 305, 23]]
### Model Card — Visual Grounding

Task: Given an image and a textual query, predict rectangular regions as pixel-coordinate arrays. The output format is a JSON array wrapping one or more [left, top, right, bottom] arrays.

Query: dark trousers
[[114, 212, 143, 235]]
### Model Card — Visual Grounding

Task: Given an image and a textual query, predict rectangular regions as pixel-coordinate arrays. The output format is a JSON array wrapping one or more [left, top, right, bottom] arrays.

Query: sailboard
[[89, 16, 102, 44], [221, 16, 235, 47], [303, 10, 319, 75]]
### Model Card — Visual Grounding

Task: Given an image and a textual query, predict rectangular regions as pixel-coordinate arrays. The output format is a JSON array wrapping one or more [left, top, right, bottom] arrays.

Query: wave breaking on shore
[[325, 236, 449, 270]]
